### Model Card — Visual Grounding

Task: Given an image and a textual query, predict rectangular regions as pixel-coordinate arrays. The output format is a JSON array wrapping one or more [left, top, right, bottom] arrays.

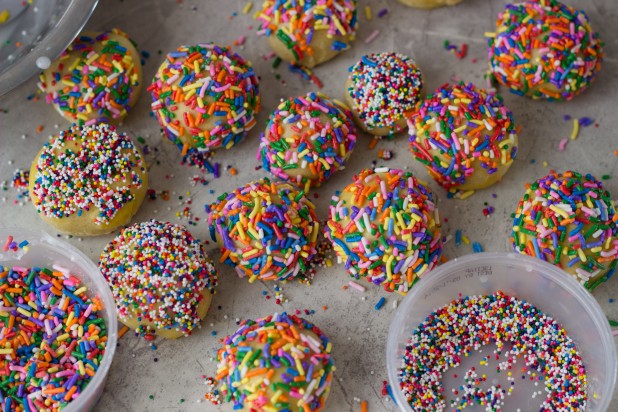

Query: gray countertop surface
[[1, 0, 617, 410]]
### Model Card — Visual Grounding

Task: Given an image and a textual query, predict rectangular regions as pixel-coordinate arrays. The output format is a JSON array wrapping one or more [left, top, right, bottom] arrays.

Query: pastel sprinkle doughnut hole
[[387, 253, 616, 412]]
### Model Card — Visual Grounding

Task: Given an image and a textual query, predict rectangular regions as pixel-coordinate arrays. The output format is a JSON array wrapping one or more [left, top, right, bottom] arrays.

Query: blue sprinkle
[[375, 297, 386, 310], [455, 230, 462, 246], [472, 242, 483, 253]]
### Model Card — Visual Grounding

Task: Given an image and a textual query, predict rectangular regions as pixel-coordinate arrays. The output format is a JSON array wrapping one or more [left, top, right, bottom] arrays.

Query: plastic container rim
[[0, 227, 117, 411], [0, 0, 99, 96], [386, 251, 618, 412]]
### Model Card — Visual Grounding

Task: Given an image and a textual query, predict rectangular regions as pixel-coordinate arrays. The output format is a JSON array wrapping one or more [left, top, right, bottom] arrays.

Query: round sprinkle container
[[326, 168, 442, 293], [487, 0, 603, 101], [387, 252, 616, 412], [0, 228, 117, 412]]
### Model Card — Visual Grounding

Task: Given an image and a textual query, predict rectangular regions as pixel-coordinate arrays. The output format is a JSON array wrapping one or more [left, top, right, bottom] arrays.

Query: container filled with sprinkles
[[386, 252, 616, 412], [0, 228, 117, 411]]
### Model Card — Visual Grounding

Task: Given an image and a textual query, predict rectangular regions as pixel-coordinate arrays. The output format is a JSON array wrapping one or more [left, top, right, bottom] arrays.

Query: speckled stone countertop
[[0, 0, 617, 410]]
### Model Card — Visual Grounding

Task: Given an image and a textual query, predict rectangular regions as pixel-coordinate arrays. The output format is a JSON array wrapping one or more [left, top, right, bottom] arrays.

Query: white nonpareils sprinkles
[[398, 291, 587, 411]]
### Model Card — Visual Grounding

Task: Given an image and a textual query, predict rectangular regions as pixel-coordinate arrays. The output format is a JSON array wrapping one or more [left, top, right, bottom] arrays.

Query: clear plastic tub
[[0, 0, 98, 96], [387, 252, 617, 412], [0, 228, 117, 411]]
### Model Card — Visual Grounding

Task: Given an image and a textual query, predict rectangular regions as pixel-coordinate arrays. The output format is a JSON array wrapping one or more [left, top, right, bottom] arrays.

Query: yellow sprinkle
[[74, 286, 87, 296], [271, 390, 283, 404], [549, 205, 569, 219], [243, 1, 253, 14], [236, 221, 247, 240], [571, 118, 580, 140], [0, 348, 12, 355], [485, 32, 496, 38], [56, 333, 70, 342], [365, 6, 372, 20], [458, 190, 476, 200], [78, 360, 85, 376], [331, 15, 346, 35], [385, 255, 394, 281], [0, 9, 11, 24], [577, 248, 587, 263], [17, 308, 31, 318], [296, 358, 305, 376], [240, 350, 253, 368], [462, 235, 471, 245]]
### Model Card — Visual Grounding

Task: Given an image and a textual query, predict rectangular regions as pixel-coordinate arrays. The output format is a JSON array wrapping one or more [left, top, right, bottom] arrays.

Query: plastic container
[[387, 252, 617, 412], [0, 0, 98, 96], [0, 228, 117, 411]]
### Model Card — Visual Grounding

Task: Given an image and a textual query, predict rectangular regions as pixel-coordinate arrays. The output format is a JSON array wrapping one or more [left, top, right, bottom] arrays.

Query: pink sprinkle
[[558, 138, 568, 151], [348, 281, 366, 292], [613, 329, 618, 336], [365, 30, 380, 44]]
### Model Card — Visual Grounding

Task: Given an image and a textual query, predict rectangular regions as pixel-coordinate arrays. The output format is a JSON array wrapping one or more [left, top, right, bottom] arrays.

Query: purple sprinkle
[[579, 117, 594, 127]]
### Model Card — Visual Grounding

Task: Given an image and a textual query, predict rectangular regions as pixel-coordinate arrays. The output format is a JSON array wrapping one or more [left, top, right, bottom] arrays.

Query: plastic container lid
[[387, 252, 617, 412], [0, 228, 117, 411], [0, 0, 98, 96]]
